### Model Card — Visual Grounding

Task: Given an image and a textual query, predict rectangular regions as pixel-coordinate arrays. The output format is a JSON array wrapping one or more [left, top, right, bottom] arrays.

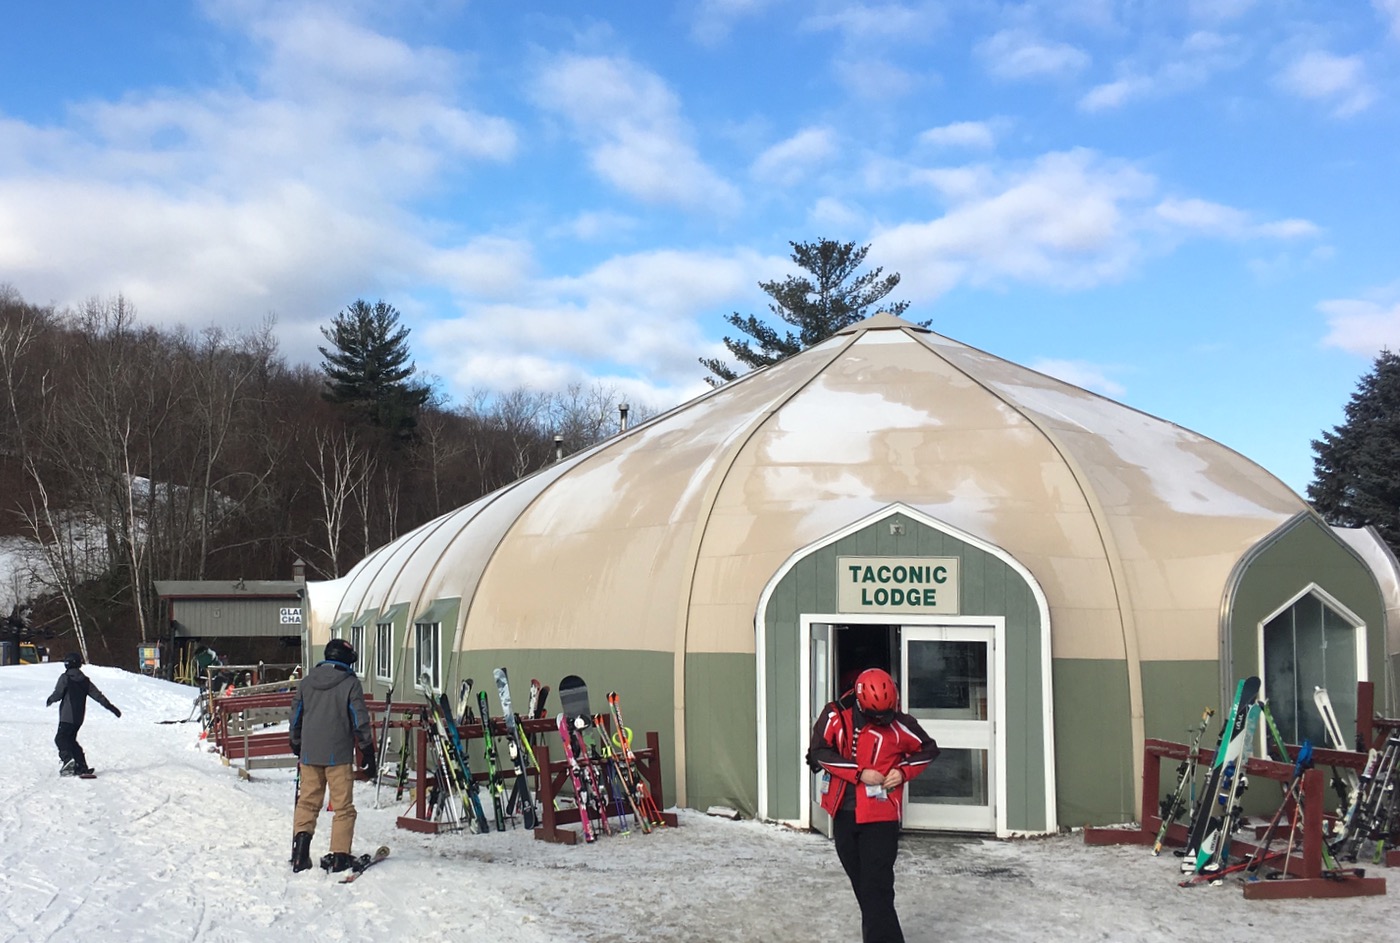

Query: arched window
[[1261, 589, 1363, 749]]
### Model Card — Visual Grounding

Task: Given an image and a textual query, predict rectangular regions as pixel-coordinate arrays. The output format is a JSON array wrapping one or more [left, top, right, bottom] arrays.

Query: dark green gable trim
[[1226, 514, 1386, 736]]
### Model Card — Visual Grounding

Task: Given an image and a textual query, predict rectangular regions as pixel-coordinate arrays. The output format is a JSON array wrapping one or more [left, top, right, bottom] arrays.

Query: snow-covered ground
[[1, 664, 1395, 942]]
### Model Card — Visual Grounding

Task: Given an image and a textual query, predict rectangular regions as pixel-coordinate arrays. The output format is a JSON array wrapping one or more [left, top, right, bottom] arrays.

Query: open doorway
[[806, 617, 1001, 835], [833, 623, 899, 696]]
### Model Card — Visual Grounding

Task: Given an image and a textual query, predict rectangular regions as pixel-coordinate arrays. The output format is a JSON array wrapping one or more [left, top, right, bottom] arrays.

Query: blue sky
[[3, 0, 1399, 494]]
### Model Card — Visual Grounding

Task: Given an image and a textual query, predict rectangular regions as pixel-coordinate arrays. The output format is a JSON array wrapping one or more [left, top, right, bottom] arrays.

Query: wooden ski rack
[[207, 684, 301, 777], [1085, 682, 1393, 898], [531, 716, 679, 845], [395, 711, 555, 834]]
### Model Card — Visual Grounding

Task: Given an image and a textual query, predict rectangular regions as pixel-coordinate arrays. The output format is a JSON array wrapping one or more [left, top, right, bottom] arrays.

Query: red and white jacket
[[807, 692, 940, 823]]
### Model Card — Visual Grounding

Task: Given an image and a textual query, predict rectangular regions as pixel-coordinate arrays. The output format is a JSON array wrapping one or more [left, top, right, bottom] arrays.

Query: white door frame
[[808, 622, 835, 838], [1255, 582, 1369, 749], [798, 615, 1007, 834]]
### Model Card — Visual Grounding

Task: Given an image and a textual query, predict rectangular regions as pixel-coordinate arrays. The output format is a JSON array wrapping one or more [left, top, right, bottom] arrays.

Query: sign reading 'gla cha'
[[837, 557, 959, 614]]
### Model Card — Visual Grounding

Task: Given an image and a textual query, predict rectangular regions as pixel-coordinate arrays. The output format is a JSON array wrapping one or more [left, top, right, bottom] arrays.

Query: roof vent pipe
[[554, 434, 564, 462], [619, 402, 630, 432]]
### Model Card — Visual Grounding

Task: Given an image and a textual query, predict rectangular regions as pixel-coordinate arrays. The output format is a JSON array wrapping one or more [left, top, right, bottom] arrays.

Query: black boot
[[290, 832, 313, 873], [330, 852, 356, 873]]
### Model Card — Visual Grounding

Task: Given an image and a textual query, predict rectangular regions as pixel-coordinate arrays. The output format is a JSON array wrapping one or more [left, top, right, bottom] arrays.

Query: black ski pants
[[55, 721, 88, 771], [833, 809, 904, 943]]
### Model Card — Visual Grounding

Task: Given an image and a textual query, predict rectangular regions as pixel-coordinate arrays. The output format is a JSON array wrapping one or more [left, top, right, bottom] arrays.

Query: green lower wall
[[684, 653, 759, 814], [1051, 658, 1133, 827]]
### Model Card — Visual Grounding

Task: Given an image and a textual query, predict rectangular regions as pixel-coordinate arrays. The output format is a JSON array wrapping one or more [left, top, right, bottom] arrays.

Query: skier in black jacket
[[46, 652, 122, 776], [288, 638, 376, 873]]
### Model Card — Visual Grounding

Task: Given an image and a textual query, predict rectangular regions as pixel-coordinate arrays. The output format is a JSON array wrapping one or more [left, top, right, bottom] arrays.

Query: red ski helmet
[[854, 668, 898, 714]]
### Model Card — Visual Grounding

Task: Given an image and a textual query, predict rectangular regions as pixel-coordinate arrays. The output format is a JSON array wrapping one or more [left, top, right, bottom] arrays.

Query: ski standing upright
[[494, 667, 539, 829], [1180, 676, 1260, 869]]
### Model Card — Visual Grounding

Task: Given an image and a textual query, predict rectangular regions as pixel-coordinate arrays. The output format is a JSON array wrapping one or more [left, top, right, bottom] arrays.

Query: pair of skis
[[1152, 707, 1215, 856], [1331, 733, 1400, 862], [421, 675, 490, 833], [1179, 741, 1315, 887], [494, 667, 540, 830], [553, 676, 666, 841], [1180, 676, 1261, 876]]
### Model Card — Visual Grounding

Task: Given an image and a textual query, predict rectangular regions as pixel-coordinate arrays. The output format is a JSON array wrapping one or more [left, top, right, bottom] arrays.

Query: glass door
[[901, 625, 995, 831]]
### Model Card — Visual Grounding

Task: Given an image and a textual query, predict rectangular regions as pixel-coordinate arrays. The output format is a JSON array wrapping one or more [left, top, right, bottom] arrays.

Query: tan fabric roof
[[308, 314, 1308, 668]]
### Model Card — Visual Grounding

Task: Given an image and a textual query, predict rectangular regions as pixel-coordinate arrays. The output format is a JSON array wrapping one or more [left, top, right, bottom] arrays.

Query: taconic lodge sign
[[836, 557, 960, 614]]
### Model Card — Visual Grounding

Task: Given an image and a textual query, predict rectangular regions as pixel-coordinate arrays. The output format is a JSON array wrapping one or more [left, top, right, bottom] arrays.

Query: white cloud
[[1154, 198, 1319, 240], [689, 0, 782, 45], [870, 150, 1315, 302], [1187, 0, 1257, 23], [0, 5, 517, 367], [423, 237, 535, 300], [1376, 0, 1400, 40], [1079, 76, 1155, 112], [1029, 358, 1126, 397], [975, 29, 1090, 80], [530, 54, 742, 213], [555, 210, 641, 242], [918, 121, 997, 150], [802, 3, 947, 44], [1319, 298, 1400, 355], [808, 197, 866, 231], [751, 127, 838, 185], [872, 149, 1155, 299], [1276, 51, 1375, 117], [832, 58, 922, 99], [419, 247, 777, 402], [1077, 31, 1245, 113]]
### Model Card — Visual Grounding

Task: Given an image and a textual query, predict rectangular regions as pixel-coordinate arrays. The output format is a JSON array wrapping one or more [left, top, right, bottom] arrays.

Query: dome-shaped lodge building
[[304, 313, 1390, 835]]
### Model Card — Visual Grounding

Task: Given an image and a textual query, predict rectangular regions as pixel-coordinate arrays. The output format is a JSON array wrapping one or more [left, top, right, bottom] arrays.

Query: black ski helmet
[[324, 638, 357, 666], [64, 652, 83, 669]]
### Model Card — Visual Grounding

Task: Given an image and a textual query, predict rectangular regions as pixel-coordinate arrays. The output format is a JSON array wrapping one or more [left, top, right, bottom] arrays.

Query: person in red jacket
[[807, 668, 939, 943]]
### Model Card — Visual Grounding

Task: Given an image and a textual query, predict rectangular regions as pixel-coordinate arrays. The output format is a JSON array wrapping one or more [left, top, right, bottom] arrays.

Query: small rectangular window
[[349, 624, 367, 678], [415, 622, 441, 692], [375, 623, 393, 682]]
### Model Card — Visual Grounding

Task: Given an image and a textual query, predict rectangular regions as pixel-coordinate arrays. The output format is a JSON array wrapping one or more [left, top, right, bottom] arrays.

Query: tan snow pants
[[293, 763, 358, 853]]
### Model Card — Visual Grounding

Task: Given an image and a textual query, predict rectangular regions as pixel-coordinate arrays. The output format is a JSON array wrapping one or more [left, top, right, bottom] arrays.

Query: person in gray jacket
[[46, 652, 121, 776], [289, 638, 376, 873]]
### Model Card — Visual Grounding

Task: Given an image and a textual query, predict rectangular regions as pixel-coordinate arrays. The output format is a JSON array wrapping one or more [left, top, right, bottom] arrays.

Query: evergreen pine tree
[[1308, 349, 1400, 555], [319, 299, 431, 442], [700, 239, 922, 384]]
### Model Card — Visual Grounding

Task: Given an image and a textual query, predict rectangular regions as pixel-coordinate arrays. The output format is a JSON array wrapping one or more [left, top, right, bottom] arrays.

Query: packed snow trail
[[1, 664, 1397, 942]]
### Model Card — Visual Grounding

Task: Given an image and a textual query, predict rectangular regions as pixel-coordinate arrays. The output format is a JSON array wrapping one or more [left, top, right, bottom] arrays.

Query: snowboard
[[559, 674, 591, 725], [339, 845, 391, 883]]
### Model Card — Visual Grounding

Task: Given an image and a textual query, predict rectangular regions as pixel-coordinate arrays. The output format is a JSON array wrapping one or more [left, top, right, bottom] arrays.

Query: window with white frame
[[349, 624, 367, 677], [416, 622, 441, 692], [375, 623, 394, 682], [1262, 590, 1362, 748]]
